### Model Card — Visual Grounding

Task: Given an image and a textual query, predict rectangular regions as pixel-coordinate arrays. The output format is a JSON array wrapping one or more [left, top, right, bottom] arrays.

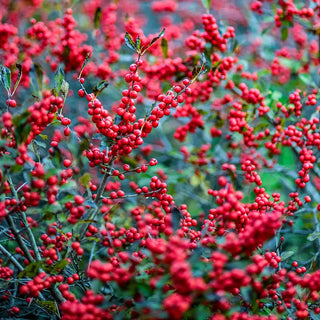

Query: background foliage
[[1, 0, 320, 319]]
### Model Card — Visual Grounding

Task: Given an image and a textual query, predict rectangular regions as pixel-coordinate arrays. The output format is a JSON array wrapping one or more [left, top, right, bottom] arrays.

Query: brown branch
[[7, 176, 65, 304], [0, 243, 24, 272], [5, 215, 34, 262]]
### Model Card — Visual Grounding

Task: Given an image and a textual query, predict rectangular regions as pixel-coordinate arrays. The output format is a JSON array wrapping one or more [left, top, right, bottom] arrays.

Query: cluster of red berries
[[60, 290, 111, 320], [0, 261, 14, 280], [241, 159, 262, 186], [202, 14, 235, 52], [20, 272, 63, 297]]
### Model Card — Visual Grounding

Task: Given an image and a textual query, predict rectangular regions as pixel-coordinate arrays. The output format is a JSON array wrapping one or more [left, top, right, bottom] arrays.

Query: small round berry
[[71, 242, 81, 250], [304, 195, 311, 202], [63, 159, 72, 167], [183, 79, 190, 86], [129, 64, 137, 72], [124, 74, 132, 83], [78, 89, 85, 97], [63, 127, 71, 136], [8, 99, 17, 108], [74, 195, 84, 205]]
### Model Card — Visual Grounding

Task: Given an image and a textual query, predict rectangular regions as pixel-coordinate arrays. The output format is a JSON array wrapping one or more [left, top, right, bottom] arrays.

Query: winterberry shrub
[[2, 0, 320, 319]]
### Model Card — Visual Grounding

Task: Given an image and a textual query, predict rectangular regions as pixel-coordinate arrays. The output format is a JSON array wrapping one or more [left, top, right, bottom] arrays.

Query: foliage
[[1, 0, 320, 319]]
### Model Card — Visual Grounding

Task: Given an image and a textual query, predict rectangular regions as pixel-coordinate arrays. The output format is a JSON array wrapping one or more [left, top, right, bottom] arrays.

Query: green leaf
[[282, 20, 293, 28], [158, 28, 165, 38], [191, 58, 207, 81], [36, 300, 58, 316], [29, 63, 43, 96], [271, 90, 282, 101], [190, 175, 200, 186], [136, 36, 141, 51], [79, 137, 90, 153], [142, 28, 165, 54], [298, 73, 312, 86], [240, 286, 253, 302], [0, 153, 16, 167], [0, 65, 11, 94], [278, 57, 300, 72], [201, 51, 211, 68], [150, 28, 165, 47], [11, 110, 31, 144], [12, 64, 22, 95], [75, 219, 96, 225], [125, 32, 137, 52], [39, 134, 48, 140], [202, 50, 212, 69], [170, 206, 182, 231], [307, 232, 320, 241], [43, 211, 54, 221], [34, 64, 43, 89], [257, 69, 271, 77], [94, 7, 102, 29], [119, 155, 138, 168], [18, 261, 43, 278], [229, 38, 239, 53], [212, 60, 222, 72], [11, 110, 30, 127], [53, 66, 65, 96], [44, 203, 62, 215], [93, 80, 109, 97], [33, 139, 46, 149], [201, 0, 211, 11], [281, 27, 289, 41], [78, 52, 91, 79], [56, 195, 73, 206], [60, 79, 69, 101], [87, 237, 100, 242], [195, 305, 211, 320], [161, 38, 168, 58], [51, 259, 70, 273], [281, 251, 295, 261], [59, 180, 78, 193], [197, 109, 208, 115], [261, 25, 272, 36], [80, 173, 91, 187]]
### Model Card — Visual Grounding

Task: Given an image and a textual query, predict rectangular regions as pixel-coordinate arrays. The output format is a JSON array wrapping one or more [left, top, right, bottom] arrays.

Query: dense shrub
[[1, 0, 320, 319]]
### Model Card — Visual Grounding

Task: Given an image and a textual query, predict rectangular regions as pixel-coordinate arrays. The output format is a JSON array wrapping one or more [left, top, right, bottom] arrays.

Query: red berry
[[8, 99, 17, 108], [74, 195, 84, 205], [71, 242, 81, 250], [63, 159, 72, 167]]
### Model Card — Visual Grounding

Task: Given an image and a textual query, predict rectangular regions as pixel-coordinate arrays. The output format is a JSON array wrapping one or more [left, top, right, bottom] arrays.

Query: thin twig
[[5, 215, 34, 262], [78, 167, 112, 240], [7, 176, 65, 304], [88, 241, 96, 269], [8, 176, 41, 261], [0, 244, 24, 272]]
